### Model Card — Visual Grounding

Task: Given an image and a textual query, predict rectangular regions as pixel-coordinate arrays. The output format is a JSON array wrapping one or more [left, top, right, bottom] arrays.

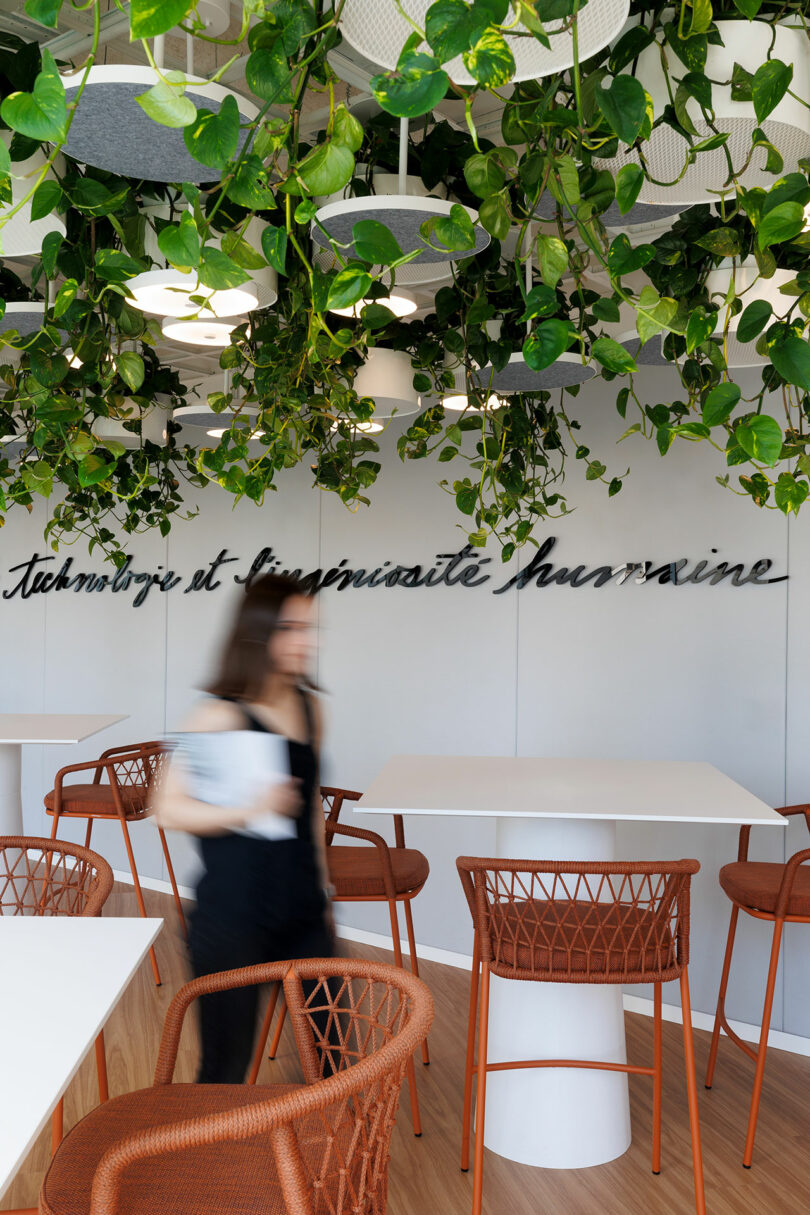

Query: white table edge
[[0, 916, 162, 1202], [0, 714, 129, 746], [354, 805, 787, 826]]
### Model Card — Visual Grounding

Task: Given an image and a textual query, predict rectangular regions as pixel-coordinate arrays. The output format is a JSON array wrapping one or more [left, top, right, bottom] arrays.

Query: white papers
[[170, 730, 296, 840]]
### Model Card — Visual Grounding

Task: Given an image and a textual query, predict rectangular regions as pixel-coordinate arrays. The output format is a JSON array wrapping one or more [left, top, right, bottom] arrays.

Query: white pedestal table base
[[480, 815, 632, 1169]]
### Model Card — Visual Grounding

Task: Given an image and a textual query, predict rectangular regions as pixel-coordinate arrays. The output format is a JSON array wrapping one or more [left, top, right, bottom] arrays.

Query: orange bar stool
[[0, 835, 113, 1180], [457, 856, 705, 1215], [705, 802, 810, 1167], [44, 741, 187, 986], [249, 785, 430, 1134]]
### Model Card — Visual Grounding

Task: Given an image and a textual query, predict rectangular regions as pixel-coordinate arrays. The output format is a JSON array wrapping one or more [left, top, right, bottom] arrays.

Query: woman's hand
[[248, 778, 301, 821]]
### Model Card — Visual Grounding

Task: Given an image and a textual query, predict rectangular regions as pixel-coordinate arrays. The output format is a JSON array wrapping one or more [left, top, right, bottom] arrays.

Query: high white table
[[0, 916, 162, 1201], [356, 755, 786, 1170], [0, 714, 127, 835]]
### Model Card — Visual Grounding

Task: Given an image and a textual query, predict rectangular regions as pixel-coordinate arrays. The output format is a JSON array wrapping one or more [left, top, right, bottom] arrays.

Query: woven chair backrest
[[0, 835, 113, 917], [457, 857, 699, 985]]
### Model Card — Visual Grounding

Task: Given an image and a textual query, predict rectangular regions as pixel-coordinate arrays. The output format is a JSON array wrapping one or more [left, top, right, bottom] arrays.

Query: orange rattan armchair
[[457, 856, 705, 1215], [45, 741, 186, 986], [38, 957, 434, 1215], [250, 786, 430, 1136], [0, 835, 114, 1167], [705, 802, 810, 1167]]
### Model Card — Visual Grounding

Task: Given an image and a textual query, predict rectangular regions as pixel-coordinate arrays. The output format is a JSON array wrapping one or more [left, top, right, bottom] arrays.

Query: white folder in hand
[[170, 730, 296, 840]]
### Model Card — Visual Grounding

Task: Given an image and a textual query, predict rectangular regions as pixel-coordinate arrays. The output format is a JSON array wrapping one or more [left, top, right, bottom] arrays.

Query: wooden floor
[[5, 883, 810, 1214]]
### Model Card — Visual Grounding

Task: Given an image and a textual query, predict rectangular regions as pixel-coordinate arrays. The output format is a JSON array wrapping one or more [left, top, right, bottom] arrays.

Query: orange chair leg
[[461, 931, 481, 1172], [403, 897, 429, 1065], [119, 817, 161, 986], [742, 918, 784, 1169], [248, 983, 282, 1083], [268, 995, 287, 1060], [705, 903, 740, 1089], [680, 969, 706, 1215], [95, 1029, 109, 1103], [652, 982, 662, 1175], [84, 819, 93, 849], [472, 962, 490, 1215], [51, 1098, 63, 1154], [49, 809, 60, 840], [158, 826, 188, 942], [387, 897, 422, 1135]]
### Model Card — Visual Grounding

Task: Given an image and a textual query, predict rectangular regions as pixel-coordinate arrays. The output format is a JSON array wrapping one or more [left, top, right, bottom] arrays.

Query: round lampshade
[[312, 195, 489, 265], [601, 21, 810, 205], [0, 145, 65, 256], [473, 352, 595, 394], [174, 402, 262, 435], [339, 0, 630, 86], [1, 303, 46, 361], [129, 218, 277, 318], [331, 418, 384, 434], [93, 399, 171, 448], [61, 66, 258, 184], [532, 189, 681, 231], [161, 316, 241, 346], [313, 230, 454, 291], [353, 347, 421, 416]]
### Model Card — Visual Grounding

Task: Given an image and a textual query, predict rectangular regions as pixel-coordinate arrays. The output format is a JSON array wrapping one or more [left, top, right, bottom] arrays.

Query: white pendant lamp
[[129, 217, 277, 319], [702, 256, 793, 367], [602, 20, 810, 205], [475, 240, 594, 394], [312, 118, 489, 267], [331, 418, 384, 433], [441, 354, 505, 412], [353, 347, 421, 416], [93, 398, 171, 448], [339, 0, 629, 86], [161, 315, 241, 347], [61, 6, 257, 185], [0, 143, 65, 256], [174, 372, 264, 437]]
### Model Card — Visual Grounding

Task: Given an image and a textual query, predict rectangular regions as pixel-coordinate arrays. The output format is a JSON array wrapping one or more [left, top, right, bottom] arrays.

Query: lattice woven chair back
[[458, 858, 697, 984], [320, 785, 363, 835], [106, 743, 161, 795], [77, 959, 433, 1215], [0, 835, 113, 917]]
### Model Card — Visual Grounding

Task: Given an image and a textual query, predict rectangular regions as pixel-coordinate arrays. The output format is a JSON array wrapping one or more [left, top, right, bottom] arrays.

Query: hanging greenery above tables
[[2, 0, 810, 562]]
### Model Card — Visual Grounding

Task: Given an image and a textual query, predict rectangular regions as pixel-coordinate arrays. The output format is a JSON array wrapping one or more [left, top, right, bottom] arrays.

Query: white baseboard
[[114, 870, 810, 1060]]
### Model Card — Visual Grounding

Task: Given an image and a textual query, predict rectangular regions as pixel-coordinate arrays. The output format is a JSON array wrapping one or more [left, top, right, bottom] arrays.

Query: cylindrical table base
[[481, 814, 632, 1168], [0, 744, 23, 835]]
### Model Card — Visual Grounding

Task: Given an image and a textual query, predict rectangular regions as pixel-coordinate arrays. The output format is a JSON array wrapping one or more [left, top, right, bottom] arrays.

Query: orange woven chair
[[0, 835, 114, 1171], [705, 801, 810, 1167], [250, 785, 430, 1135], [45, 741, 186, 986], [457, 857, 705, 1215], [38, 957, 433, 1215]]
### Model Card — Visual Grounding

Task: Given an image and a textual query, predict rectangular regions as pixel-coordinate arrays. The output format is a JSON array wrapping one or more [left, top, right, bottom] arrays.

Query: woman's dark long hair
[[205, 574, 313, 701]]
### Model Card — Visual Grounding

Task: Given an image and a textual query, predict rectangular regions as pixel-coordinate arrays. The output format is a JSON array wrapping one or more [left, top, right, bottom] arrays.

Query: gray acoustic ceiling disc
[[474, 352, 595, 394], [619, 334, 667, 366], [2, 302, 45, 337], [312, 196, 489, 265], [61, 66, 258, 184], [532, 192, 682, 229]]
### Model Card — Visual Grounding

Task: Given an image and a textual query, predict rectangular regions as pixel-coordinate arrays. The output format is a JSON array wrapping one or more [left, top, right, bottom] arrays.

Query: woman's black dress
[[188, 690, 331, 1083]]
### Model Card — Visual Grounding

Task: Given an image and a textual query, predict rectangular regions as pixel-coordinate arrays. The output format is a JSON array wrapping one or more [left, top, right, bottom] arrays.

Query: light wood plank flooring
[[4, 883, 809, 1214]]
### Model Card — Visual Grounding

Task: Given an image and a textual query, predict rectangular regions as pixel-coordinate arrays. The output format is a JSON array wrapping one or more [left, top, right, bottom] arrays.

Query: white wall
[[2, 366, 803, 1033]]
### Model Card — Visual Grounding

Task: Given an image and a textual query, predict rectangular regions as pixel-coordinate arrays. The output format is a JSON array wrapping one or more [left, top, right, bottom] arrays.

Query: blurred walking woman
[[155, 574, 333, 1082]]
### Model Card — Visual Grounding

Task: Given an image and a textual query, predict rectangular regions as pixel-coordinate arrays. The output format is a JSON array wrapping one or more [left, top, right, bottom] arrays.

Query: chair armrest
[[52, 757, 114, 797], [775, 848, 810, 919], [325, 820, 398, 901]]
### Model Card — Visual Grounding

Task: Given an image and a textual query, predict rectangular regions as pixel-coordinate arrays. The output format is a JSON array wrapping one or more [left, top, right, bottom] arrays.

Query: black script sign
[[0, 539, 787, 609]]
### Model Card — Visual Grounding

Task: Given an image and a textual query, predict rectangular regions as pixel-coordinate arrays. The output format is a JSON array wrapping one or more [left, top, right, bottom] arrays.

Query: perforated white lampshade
[[353, 347, 421, 416], [0, 145, 65, 257], [339, 0, 630, 85], [93, 399, 171, 447], [601, 20, 810, 204]]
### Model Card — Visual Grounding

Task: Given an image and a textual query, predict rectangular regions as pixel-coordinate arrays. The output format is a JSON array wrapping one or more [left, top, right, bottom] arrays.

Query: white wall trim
[[115, 871, 810, 1060]]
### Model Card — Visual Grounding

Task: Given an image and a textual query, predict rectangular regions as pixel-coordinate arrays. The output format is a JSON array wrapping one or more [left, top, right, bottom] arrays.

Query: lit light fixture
[[331, 418, 384, 434], [207, 423, 265, 439], [161, 316, 240, 347], [129, 218, 277, 319], [442, 392, 504, 413], [338, 0, 629, 86], [174, 372, 265, 439], [330, 288, 417, 318]]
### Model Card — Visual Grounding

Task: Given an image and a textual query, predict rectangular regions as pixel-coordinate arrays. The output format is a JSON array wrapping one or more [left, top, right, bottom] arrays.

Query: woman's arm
[[308, 696, 334, 898], [153, 699, 297, 836]]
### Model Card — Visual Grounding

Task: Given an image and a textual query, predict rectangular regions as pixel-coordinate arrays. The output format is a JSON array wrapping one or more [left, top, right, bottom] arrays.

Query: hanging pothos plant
[[1, 0, 810, 562]]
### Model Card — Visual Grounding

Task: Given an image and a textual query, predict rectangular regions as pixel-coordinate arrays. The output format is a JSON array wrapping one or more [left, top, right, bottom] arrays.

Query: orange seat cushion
[[44, 783, 149, 819], [40, 1083, 358, 1215], [720, 861, 810, 918], [327, 846, 429, 899], [489, 899, 677, 981]]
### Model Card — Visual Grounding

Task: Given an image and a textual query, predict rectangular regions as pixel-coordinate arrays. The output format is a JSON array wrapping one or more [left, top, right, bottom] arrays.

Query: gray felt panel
[[312, 205, 490, 264]]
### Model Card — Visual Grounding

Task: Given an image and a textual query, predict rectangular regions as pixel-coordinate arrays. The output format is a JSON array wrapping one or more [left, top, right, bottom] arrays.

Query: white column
[[481, 815, 633, 1169], [0, 744, 23, 835]]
